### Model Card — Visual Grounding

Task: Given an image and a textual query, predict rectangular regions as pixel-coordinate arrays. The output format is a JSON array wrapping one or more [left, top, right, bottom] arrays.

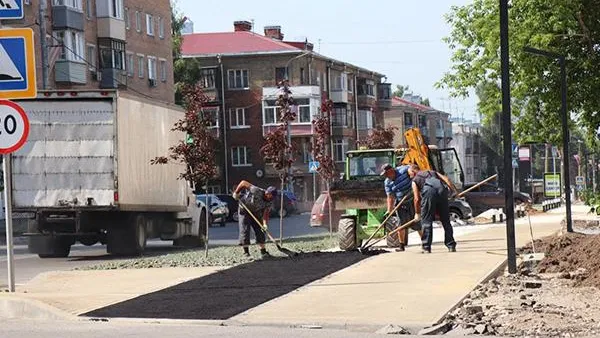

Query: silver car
[[196, 194, 229, 227]]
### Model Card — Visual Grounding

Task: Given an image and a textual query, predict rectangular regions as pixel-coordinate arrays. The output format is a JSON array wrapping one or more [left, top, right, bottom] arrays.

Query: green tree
[[393, 85, 409, 97], [438, 0, 600, 145], [171, 1, 200, 104]]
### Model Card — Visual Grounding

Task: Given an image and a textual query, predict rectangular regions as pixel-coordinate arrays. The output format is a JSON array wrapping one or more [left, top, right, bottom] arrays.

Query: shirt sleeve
[[249, 185, 262, 195], [384, 179, 392, 195]]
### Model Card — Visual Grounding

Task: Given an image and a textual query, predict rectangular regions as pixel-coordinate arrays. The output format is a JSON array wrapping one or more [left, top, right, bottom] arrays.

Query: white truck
[[13, 90, 207, 258]]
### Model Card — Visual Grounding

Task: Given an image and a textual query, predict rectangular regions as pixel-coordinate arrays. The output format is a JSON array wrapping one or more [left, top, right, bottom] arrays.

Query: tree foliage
[[312, 100, 336, 180], [438, 0, 600, 145], [151, 84, 218, 187], [260, 81, 295, 180], [364, 125, 398, 149]]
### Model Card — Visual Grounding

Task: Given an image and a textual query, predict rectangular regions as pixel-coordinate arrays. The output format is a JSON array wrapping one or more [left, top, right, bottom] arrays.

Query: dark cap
[[379, 163, 393, 176], [266, 186, 278, 197]]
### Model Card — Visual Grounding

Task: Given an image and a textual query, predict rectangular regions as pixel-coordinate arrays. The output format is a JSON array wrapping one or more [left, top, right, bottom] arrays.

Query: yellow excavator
[[330, 127, 469, 250]]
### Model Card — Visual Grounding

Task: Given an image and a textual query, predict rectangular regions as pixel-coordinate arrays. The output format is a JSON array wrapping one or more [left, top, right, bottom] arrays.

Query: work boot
[[395, 244, 405, 252], [421, 247, 431, 254], [260, 248, 272, 259], [243, 247, 251, 257], [448, 246, 457, 252]]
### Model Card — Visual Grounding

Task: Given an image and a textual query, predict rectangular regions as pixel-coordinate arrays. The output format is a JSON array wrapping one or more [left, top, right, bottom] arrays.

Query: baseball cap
[[379, 163, 393, 176]]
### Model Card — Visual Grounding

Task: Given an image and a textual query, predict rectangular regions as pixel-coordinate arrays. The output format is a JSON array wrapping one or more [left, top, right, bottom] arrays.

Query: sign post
[[0, 100, 30, 292], [309, 161, 319, 201]]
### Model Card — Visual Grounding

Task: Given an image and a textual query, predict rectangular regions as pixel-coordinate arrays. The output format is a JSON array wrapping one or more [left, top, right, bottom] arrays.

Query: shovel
[[238, 201, 298, 258], [359, 194, 410, 251], [359, 218, 419, 253]]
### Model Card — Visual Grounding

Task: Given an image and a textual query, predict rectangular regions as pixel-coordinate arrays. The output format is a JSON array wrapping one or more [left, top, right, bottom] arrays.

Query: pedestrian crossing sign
[[0, 0, 23, 19], [309, 161, 319, 173], [0, 28, 37, 100]]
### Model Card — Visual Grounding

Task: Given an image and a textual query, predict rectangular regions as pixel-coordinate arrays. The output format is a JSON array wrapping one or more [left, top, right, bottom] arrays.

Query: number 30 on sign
[[0, 100, 29, 154]]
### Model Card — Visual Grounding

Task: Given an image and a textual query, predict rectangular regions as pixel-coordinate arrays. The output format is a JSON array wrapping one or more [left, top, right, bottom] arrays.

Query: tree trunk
[[279, 178, 285, 244], [327, 181, 333, 239], [205, 182, 209, 258]]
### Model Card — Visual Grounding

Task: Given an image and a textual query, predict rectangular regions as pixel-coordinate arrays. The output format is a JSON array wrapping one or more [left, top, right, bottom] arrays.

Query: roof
[[392, 97, 448, 115], [181, 31, 302, 57]]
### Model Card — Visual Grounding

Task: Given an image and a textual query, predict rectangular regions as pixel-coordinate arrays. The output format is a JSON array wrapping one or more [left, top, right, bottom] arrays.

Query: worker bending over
[[381, 163, 423, 252], [233, 180, 278, 258], [407, 164, 457, 253]]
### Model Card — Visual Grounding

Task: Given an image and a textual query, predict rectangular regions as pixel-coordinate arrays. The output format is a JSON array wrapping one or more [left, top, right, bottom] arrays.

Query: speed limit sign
[[0, 100, 29, 154]]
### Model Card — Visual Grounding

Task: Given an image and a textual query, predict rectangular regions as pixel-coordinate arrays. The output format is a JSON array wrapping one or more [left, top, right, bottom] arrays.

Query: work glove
[[232, 192, 240, 200], [413, 213, 421, 222], [262, 221, 268, 230]]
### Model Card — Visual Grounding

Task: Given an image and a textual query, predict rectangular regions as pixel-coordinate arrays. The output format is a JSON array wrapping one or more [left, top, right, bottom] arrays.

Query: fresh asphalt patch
[[82, 251, 379, 320]]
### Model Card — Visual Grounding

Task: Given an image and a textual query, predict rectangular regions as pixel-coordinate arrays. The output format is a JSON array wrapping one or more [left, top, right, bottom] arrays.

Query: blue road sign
[[0, 0, 23, 19], [309, 161, 319, 173], [512, 159, 518, 169], [0, 28, 37, 99]]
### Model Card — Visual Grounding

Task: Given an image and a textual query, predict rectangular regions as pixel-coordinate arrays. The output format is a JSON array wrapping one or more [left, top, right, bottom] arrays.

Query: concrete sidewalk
[[0, 206, 586, 332], [231, 210, 572, 330]]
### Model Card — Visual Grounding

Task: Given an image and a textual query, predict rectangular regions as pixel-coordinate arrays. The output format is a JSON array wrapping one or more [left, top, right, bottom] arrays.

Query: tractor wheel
[[384, 216, 404, 248], [338, 217, 358, 251]]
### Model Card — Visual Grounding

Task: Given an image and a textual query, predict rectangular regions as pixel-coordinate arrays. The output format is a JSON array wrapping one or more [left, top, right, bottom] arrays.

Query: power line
[[321, 39, 439, 45]]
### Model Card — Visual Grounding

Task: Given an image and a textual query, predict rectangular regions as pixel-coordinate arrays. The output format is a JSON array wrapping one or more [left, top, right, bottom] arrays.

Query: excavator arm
[[400, 128, 432, 170]]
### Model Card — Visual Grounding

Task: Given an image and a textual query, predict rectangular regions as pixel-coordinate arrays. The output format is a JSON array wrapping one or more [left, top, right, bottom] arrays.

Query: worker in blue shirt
[[381, 163, 423, 251]]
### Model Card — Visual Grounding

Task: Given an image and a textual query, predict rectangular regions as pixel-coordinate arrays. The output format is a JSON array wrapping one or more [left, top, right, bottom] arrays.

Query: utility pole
[[39, 0, 49, 89], [499, 0, 517, 274]]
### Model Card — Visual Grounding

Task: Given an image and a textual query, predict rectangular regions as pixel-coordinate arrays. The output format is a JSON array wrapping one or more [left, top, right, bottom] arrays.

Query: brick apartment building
[[181, 21, 392, 202], [5, 0, 174, 103], [384, 97, 453, 148]]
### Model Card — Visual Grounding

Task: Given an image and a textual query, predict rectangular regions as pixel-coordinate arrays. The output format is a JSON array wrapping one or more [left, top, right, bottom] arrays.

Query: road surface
[[0, 214, 326, 287]]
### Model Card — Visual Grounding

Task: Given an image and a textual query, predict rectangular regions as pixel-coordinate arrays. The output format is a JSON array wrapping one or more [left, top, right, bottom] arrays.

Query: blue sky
[[177, 0, 479, 121]]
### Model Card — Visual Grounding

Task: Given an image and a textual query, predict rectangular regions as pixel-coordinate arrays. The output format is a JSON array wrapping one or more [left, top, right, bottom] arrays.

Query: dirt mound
[[528, 232, 600, 288]]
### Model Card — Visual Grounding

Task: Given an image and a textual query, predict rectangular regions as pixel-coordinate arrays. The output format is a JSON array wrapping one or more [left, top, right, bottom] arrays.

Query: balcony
[[357, 94, 376, 107], [377, 83, 392, 109], [54, 60, 87, 84], [262, 124, 313, 137], [100, 68, 127, 89], [97, 17, 126, 40], [52, 5, 84, 30], [330, 89, 349, 103]]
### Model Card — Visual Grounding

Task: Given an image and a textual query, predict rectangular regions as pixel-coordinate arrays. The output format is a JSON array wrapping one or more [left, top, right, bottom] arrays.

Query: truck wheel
[[31, 236, 72, 258], [79, 236, 99, 246], [338, 217, 358, 251], [107, 214, 147, 256], [384, 216, 404, 248]]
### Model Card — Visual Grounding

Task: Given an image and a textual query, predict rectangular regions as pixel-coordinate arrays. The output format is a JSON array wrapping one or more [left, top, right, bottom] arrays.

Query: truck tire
[[338, 217, 358, 251], [174, 210, 206, 247], [384, 216, 404, 248], [30, 236, 72, 258], [107, 214, 147, 256], [79, 236, 99, 246]]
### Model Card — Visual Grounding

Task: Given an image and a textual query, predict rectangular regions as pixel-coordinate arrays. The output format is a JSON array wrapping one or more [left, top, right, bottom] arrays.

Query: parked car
[[447, 198, 473, 222], [196, 194, 229, 227], [217, 194, 239, 222], [271, 190, 298, 218], [310, 191, 343, 231], [460, 183, 533, 216]]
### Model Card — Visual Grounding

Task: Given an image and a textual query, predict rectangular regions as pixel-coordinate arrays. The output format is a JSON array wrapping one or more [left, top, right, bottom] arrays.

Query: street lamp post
[[523, 46, 573, 233], [499, 0, 517, 274]]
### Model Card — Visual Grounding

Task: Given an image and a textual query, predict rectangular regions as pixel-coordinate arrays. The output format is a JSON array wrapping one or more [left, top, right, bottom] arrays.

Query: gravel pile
[[79, 235, 337, 270]]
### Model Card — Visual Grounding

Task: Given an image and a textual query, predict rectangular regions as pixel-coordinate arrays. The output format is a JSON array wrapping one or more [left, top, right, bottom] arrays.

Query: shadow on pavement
[[82, 251, 375, 320]]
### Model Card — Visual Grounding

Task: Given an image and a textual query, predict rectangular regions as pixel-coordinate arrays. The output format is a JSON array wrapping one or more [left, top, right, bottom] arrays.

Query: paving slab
[[232, 212, 567, 328]]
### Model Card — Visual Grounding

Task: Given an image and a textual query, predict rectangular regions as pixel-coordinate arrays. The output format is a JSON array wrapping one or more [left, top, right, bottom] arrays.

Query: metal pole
[[3, 154, 15, 292], [560, 57, 573, 232], [39, 0, 49, 89], [205, 188, 209, 257], [499, 0, 517, 274]]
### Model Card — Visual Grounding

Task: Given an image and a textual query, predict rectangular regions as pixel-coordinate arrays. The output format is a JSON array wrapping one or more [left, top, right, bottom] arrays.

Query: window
[[231, 147, 251, 167], [275, 67, 287, 84], [300, 68, 305, 85], [333, 107, 352, 127], [358, 79, 375, 96], [228, 69, 249, 89], [404, 112, 414, 129], [202, 108, 219, 128], [294, 98, 311, 123], [158, 16, 165, 39], [137, 54, 144, 78], [160, 59, 167, 82], [126, 52, 134, 77], [146, 14, 154, 36], [53, 30, 85, 62], [147, 56, 156, 80], [302, 139, 312, 163], [124, 7, 130, 29], [85, 0, 92, 17], [333, 139, 349, 163], [86, 44, 96, 70], [332, 72, 347, 91], [135, 11, 141, 32], [229, 108, 248, 128], [99, 39, 125, 70], [110, 0, 123, 19], [263, 100, 277, 125], [357, 110, 373, 130], [53, 0, 82, 11], [199, 68, 216, 89], [348, 77, 354, 92]]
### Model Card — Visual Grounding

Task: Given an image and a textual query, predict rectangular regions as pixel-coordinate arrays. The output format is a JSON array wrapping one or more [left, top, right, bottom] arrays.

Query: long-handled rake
[[238, 201, 298, 258], [358, 194, 410, 253]]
